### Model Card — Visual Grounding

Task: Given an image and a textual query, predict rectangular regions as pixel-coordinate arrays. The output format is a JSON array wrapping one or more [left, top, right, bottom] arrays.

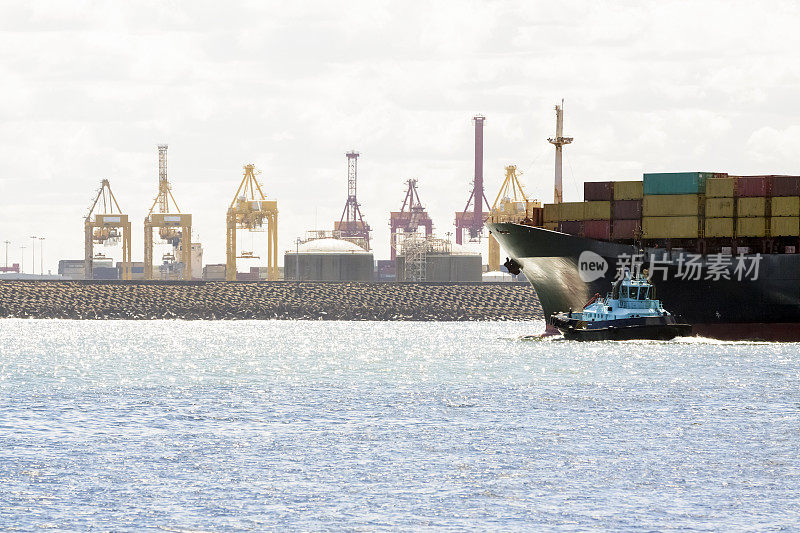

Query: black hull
[[487, 222, 800, 341], [557, 323, 692, 341]]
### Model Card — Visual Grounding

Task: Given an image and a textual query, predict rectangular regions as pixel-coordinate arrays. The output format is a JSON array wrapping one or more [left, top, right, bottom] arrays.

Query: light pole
[[30, 236, 36, 275], [39, 237, 45, 275], [3, 240, 9, 269], [20, 244, 26, 274]]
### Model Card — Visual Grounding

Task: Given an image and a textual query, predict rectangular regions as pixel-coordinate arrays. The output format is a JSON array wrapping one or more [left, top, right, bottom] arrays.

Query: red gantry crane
[[389, 179, 433, 260]]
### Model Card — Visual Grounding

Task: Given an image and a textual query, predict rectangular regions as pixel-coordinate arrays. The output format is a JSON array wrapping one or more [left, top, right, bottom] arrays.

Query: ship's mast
[[548, 100, 573, 204]]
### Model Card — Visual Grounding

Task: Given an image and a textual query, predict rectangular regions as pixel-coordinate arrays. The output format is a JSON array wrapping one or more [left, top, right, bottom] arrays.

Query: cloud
[[2, 0, 800, 272]]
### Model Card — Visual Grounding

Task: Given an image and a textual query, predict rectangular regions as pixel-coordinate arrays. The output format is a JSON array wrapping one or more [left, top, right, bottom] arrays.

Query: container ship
[[487, 172, 800, 341]]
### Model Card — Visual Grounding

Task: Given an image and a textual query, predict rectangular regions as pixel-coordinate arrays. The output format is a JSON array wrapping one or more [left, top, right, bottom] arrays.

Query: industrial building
[[284, 238, 374, 281], [395, 235, 481, 282]]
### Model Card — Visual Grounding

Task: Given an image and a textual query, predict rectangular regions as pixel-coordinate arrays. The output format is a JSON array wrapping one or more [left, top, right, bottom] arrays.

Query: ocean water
[[0, 320, 798, 531]]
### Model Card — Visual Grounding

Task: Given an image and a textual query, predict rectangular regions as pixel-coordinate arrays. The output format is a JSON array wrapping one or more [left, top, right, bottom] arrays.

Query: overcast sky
[[2, 0, 800, 273]]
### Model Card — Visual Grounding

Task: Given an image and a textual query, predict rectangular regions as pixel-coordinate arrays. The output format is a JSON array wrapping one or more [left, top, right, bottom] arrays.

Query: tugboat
[[550, 271, 692, 341]]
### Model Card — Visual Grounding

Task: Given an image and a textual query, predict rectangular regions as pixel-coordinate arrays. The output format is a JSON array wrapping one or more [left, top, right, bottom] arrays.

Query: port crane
[[225, 164, 278, 281], [487, 165, 541, 271], [84, 179, 132, 280], [144, 144, 192, 280], [389, 179, 433, 261], [334, 151, 371, 251]]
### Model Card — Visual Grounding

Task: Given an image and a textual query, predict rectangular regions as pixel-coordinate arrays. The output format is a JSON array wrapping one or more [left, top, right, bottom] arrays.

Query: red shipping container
[[612, 199, 642, 219], [612, 219, 640, 240], [584, 181, 614, 201], [558, 220, 583, 236], [584, 220, 611, 240], [771, 176, 800, 197], [528, 206, 543, 226], [736, 176, 772, 197]]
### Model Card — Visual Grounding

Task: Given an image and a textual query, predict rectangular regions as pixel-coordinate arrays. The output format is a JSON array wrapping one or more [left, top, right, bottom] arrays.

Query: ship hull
[[487, 222, 800, 341]]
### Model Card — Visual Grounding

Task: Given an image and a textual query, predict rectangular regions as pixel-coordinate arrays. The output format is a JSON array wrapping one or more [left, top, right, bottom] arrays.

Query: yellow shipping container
[[543, 222, 558, 231], [643, 194, 701, 217], [704, 217, 734, 237], [737, 197, 766, 218], [736, 217, 766, 237], [584, 201, 611, 220], [642, 216, 699, 239], [559, 202, 585, 221], [705, 197, 734, 218], [770, 216, 799, 237], [705, 177, 736, 198], [544, 201, 611, 221], [771, 196, 800, 217], [613, 181, 643, 200], [543, 203, 559, 223]]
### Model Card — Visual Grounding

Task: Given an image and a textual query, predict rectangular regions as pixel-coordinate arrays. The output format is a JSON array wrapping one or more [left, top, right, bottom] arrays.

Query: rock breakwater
[[0, 281, 542, 321]]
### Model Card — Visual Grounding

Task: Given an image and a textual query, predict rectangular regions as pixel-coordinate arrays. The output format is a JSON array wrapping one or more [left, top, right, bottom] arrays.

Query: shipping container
[[584, 201, 611, 220], [612, 199, 642, 219], [611, 219, 640, 240], [560, 202, 585, 221], [705, 217, 734, 238], [705, 197, 734, 218], [642, 216, 699, 239], [737, 197, 766, 218], [584, 181, 614, 201], [736, 176, 772, 197], [736, 217, 767, 237], [558, 220, 583, 236], [771, 196, 800, 217], [642, 172, 712, 195], [772, 176, 800, 197], [612, 181, 643, 200], [543, 203, 559, 223], [643, 194, 701, 217], [529, 207, 544, 227], [544, 222, 558, 231], [584, 220, 611, 240], [705, 177, 736, 198], [770, 216, 800, 237]]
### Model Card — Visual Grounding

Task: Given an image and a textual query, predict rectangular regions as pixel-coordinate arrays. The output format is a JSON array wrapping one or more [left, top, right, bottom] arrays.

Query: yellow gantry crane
[[226, 164, 278, 281], [487, 165, 541, 271], [144, 144, 192, 280], [84, 179, 132, 280]]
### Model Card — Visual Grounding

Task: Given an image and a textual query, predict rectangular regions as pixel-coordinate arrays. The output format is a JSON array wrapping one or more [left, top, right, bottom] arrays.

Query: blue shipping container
[[643, 172, 714, 195]]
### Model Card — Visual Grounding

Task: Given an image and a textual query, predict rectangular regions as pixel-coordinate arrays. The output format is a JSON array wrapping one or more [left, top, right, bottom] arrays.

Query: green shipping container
[[737, 197, 766, 218], [642, 216, 699, 239], [612, 181, 643, 200], [772, 196, 800, 217], [705, 177, 736, 198], [643, 172, 713, 195], [643, 194, 701, 217], [705, 217, 734, 237], [543, 203, 559, 223], [705, 197, 734, 218], [560, 202, 585, 221], [584, 201, 611, 220], [770, 217, 799, 236], [736, 217, 766, 237]]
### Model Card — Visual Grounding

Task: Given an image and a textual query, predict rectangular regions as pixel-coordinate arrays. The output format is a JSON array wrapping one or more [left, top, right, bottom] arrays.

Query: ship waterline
[[487, 222, 800, 341]]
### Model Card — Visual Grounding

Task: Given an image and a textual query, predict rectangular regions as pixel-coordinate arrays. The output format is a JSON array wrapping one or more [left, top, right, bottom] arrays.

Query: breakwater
[[0, 281, 542, 320]]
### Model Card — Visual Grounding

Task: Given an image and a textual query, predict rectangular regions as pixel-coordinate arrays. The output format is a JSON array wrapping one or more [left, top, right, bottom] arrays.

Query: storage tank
[[395, 238, 481, 282], [284, 238, 374, 281]]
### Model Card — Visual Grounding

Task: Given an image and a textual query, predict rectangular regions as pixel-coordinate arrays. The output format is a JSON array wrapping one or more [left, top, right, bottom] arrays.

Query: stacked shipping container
[[769, 176, 800, 237], [641, 172, 714, 239], [539, 173, 799, 244]]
